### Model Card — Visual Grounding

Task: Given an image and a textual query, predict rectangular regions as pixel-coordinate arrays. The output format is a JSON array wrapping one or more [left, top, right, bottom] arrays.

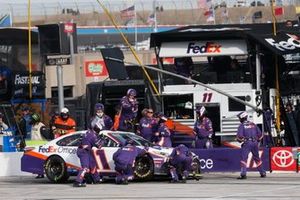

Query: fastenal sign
[[84, 60, 108, 77], [159, 40, 247, 57], [12, 71, 45, 98]]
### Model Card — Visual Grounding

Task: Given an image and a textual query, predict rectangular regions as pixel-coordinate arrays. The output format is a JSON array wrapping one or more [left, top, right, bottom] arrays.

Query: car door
[[55, 133, 82, 167], [93, 135, 120, 173]]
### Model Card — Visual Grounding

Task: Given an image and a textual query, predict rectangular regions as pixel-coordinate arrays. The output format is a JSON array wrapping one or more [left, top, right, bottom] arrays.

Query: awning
[[150, 22, 300, 56], [248, 31, 300, 55], [0, 28, 38, 45]]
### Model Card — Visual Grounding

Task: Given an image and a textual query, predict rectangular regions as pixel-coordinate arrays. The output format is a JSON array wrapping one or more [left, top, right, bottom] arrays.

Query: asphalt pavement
[[0, 172, 300, 200]]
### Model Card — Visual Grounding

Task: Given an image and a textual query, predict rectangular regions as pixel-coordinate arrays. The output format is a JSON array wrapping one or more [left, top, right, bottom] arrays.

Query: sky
[[0, 0, 276, 7], [0, 0, 297, 16]]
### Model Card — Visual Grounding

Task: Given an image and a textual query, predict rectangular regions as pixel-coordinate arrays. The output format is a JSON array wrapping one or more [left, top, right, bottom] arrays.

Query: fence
[[1, 0, 300, 26]]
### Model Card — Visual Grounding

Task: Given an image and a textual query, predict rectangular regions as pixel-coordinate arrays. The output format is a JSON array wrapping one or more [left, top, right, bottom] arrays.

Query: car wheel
[[44, 156, 69, 183], [134, 155, 154, 180], [191, 158, 202, 180]]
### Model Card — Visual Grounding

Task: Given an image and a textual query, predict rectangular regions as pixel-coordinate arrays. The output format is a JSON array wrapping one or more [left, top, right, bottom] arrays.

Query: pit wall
[[0, 147, 298, 176]]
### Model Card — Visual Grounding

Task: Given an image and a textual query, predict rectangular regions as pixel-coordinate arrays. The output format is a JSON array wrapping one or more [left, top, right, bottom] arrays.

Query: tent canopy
[[150, 22, 300, 56], [0, 28, 38, 45]]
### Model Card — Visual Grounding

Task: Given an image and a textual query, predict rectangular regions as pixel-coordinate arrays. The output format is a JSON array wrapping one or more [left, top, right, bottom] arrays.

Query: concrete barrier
[[0, 152, 32, 177]]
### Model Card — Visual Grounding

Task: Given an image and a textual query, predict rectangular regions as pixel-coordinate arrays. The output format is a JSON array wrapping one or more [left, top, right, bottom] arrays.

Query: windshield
[[110, 132, 154, 147]]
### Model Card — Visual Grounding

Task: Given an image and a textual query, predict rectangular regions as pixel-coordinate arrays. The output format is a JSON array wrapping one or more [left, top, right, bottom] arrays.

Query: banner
[[12, 71, 45, 99], [0, 14, 12, 27], [274, 7, 284, 16], [159, 40, 247, 57], [120, 5, 135, 19], [85, 60, 108, 77], [270, 147, 296, 171], [192, 148, 270, 172]]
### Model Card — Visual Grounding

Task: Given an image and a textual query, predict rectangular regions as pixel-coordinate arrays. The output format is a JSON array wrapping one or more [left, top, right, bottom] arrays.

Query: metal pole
[[69, 33, 74, 64], [134, 0, 138, 50], [69, 23, 75, 64], [270, 0, 281, 134], [153, 0, 157, 32], [106, 57, 262, 112], [57, 64, 64, 111], [255, 45, 261, 91], [28, 0, 32, 99]]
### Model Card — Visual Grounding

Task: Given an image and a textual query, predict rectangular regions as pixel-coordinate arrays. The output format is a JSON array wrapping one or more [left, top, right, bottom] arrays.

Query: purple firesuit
[[262, 109, 274, 146], [112, 144, 145, 183], [193, 117, 213, 149], [90, 115, 113, 131], [169, 144, 192, 181], [138, 117, 157, 142], [75, 129, 101, 184], [155, 122, 172, 147], [119, 96, 138, 131], [236, 120, 266, 177]]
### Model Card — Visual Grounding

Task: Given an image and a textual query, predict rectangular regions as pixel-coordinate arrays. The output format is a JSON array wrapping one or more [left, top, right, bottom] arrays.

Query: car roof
[[48, 130, 135, 144]]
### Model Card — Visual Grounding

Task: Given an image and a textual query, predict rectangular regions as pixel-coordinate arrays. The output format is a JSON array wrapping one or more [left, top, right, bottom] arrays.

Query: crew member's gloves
[[208, 134, 212, 139]]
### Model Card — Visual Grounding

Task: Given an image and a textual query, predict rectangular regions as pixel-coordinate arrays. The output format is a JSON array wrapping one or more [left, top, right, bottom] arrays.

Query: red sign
[[152, 57, 174, 65], [84, 60, 108, 77], [274, 7, 284, 16], [64, 23, 74, 33], [270, 147, 296, 171]]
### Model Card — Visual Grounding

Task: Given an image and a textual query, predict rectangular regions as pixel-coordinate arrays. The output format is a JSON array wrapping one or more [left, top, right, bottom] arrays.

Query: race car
[[21, 130, 201, 183]]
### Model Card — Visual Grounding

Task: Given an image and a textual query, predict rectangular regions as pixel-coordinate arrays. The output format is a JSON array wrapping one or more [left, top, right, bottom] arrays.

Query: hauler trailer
[[149, 22, 300, 146]]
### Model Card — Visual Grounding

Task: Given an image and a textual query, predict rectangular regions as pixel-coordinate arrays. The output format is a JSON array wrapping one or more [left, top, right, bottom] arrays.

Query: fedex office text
[[187, 42, 221, 54], [39, 146, 77, 154]]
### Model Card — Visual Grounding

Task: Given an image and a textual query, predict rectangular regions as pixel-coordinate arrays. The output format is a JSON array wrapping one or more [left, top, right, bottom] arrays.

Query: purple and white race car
[[21, 130, 201, 183]]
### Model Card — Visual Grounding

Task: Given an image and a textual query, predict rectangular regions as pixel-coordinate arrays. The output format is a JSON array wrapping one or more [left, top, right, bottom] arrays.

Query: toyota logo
[[272, 150, 294, 168]]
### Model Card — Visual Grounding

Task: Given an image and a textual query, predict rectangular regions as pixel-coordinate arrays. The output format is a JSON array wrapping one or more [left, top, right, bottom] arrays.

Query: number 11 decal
[[93, 149, 111, 170], [202, 93, 213, 102]]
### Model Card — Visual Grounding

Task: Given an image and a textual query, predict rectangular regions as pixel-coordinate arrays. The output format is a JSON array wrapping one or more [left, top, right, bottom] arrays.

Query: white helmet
[[196, 106, 206, 117], [61, 107, 69, 114], [237, 111, 248, 119]]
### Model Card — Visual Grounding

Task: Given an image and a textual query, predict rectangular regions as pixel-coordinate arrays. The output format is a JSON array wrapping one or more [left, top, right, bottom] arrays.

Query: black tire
[[191, 158, 202, 180], [134, 155, 154, 180], [44, 156, 69, 183]]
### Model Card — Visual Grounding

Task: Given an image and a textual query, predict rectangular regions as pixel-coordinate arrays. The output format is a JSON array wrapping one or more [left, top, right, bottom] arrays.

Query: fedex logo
[[38, 146, 77, 154], [39, 146, 57, 153], [265, 34, 300, 51], [186, 42, 221, 55]]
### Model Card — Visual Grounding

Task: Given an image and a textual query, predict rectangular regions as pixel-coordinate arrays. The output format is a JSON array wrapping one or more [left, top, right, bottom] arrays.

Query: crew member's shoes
[[73, 182, 87, 187], [169, 179, 180, 183], [193, 173, 203, 181], [121, 179, 128, 185], [260, 174, 266, 178], [237, 175, 247, 180], [93, 178, 104, 184], [180, 176, 187, 183], [35, 174, 44, 179]]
